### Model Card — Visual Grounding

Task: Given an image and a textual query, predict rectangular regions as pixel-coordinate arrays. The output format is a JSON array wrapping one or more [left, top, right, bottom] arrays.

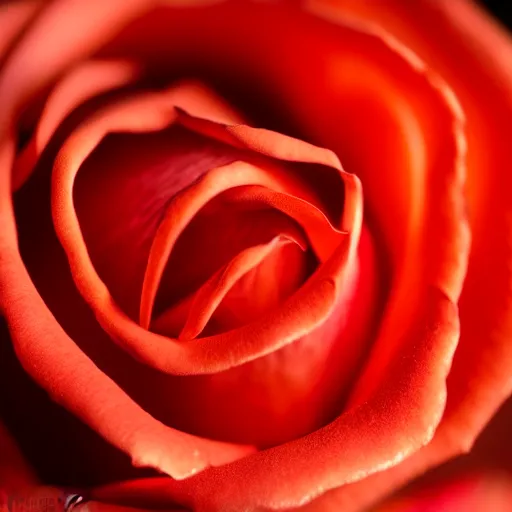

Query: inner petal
[[173, 234, 307, 341], [138, 156, 329, 330], [62, 80, 362, 381], [151, 193, 312, 321], [151, 179, 345, 335], [204, 239, 310, 337], [74, 124, 247, 321]]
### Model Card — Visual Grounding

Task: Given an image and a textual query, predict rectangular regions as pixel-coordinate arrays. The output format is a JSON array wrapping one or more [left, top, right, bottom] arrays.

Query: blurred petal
[[0, 1, 41, 64], [374, 472, 512, 512], [74, 502, 184, 512], [91, 285, 458, 512], [287, 0, 512, 509], [0, 419, 70, 512], [12, 59, 141, 191], [0, 0, 156, 120]]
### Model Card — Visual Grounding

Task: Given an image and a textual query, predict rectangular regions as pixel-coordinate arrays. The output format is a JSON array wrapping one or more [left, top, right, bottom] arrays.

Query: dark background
[[482, 0, 512, 29]]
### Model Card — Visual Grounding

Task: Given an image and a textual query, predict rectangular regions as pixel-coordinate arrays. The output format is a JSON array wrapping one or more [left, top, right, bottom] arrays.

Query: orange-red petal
[[178, 235, 305, 340], [50, 80, 360, 375], [12, 59, 141, 191], [83, 2, 468, 509]]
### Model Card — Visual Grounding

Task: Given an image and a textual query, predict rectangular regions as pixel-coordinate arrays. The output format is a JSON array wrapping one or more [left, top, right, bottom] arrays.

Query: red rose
[[0, 1, 510, 511]]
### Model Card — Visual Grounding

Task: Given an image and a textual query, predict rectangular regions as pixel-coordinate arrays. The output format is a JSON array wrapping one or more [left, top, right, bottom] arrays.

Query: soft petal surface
[[92, 286, 458, 512], [50, 80, 359, 376], [0, 0, 479, 508], [0, 1, 41, 65], [84, 2, 469, 509], [279, 0, 512, 509], [12, 59, 141, 191], [1, 53, 254, 483], [0, 244, 254, 480]]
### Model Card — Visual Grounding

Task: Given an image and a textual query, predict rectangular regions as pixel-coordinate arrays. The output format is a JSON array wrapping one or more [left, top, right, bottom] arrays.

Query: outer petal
[[287, 0, 512, 509], [0, 1, 41, 65], [0, 5, 256, 482], [308, 0, 512, 452], [0, 236, 254, 480], [91, 285, 458, 512], [1, 0, 297, 482], [88, 2, 468, 510], [0, 0, 156, 121], [12, 59, 141, 191]]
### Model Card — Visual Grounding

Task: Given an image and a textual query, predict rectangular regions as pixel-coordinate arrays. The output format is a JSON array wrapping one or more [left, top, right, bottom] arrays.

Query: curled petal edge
[[51, 83, 361, 376]]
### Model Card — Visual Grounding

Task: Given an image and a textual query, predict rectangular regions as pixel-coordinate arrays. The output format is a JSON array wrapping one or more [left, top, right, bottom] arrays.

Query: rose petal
[[75, 118, 248, 320], [216, 184, 342, 261], [0, 44, 254, 481], [0, 1, 41, 65], [305, 0, 511, 445], [276, 0, 512, 509], [50, 81, 360, 375], [0, 0, 472, 506], [151, 192, 312, 322], [0, 0, 157, 121], [139, 163, 341, 330], [12, 59, 141, 191], [178, 234, 305, 340], [91, 286, 459, 512], [0, 236, 254, 481], [200, 240, 310, 336], [374, 472, 512, 512], [1, 9, 172, 475], [85, 2, 468, 508]]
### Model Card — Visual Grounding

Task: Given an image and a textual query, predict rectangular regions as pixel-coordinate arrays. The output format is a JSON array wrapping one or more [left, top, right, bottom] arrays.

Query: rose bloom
[[0, 0, 511, 511]]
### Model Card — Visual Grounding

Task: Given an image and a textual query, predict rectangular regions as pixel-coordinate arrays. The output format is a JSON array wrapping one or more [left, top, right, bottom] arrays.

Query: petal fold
[[87, 1, 469, 507], [12, 59, 141, 190], [178, 235, 305, 340], [50, 82, 361, 376]]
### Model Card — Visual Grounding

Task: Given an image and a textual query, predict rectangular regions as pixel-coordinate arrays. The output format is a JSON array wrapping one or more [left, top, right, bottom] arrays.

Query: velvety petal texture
[[12, 59, 141, 191], [2, 0, 511, 511], [85, 2, 467, 510], [1, 0, 378, 493], [284, 0, 512, 509], [50, 81, 360, 376]]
